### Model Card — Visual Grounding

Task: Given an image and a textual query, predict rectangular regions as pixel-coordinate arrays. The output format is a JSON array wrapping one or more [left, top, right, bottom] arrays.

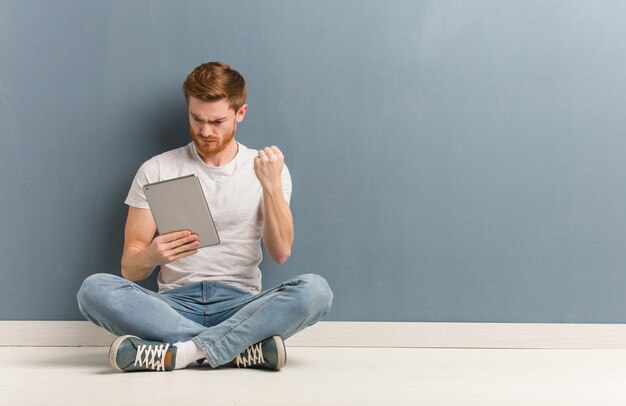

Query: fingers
[[161, 237, 200, 262], [158, 230, 194, 244], [256, 145, 284, 161], [152, 230, 200, 264], [270, 145, 283, 158], [166, 238, 199, 255], [163, 232, 199, 252]]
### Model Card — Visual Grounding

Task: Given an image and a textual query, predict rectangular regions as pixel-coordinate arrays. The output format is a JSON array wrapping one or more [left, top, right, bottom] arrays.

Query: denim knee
[[76, 273, 122, 316], [295, 274, 333, 318]]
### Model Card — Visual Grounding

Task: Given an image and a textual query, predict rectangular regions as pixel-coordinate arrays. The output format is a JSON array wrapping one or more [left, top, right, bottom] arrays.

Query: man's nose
[[200, 124, 213, 137]]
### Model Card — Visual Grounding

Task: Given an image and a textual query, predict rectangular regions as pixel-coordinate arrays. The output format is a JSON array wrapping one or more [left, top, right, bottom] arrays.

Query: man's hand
[[254, 146, 284, 190], [122, 207, 201, 282], [146, 230, 200, 266]]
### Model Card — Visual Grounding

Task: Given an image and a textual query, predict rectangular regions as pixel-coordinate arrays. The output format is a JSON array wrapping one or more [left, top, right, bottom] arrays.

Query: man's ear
[[236, 104, 248, 123]]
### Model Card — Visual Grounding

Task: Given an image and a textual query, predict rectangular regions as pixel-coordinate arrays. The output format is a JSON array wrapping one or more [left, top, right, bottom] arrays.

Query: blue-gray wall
[[2, 0, 626, 322]]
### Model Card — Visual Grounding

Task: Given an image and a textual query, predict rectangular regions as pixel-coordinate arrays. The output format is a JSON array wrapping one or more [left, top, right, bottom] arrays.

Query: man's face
[[187, 97, 247, 157]]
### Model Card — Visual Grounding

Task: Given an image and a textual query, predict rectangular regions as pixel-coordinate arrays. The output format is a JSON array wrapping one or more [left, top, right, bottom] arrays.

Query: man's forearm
[[121, 245, 157, 281], [262, 185, 294, 264]]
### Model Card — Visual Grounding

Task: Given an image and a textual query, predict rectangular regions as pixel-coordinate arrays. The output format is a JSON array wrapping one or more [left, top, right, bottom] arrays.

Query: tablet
[[143, 174, 220, 249]]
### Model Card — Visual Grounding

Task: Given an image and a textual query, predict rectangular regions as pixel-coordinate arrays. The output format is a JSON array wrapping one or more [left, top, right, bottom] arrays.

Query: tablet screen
[[143, 174, 220, 249]]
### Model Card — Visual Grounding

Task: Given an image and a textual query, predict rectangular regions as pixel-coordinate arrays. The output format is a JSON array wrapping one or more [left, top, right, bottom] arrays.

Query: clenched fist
[[254, 145, 284, 190]]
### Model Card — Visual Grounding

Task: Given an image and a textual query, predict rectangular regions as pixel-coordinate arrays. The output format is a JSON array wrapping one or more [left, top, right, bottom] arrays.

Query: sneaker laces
[[235, 342, 264, 368], [134, 343, 170, 371]]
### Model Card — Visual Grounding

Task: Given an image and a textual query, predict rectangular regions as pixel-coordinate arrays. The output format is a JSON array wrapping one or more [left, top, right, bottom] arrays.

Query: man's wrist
[[262, 183, 283, 196]]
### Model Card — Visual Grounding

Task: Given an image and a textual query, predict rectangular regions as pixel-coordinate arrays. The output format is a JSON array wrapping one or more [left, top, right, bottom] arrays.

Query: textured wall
[[2, 0, 626, 322]]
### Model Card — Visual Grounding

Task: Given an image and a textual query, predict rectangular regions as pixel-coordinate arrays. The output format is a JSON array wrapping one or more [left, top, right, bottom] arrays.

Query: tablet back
[[143, 174, 220, 248]]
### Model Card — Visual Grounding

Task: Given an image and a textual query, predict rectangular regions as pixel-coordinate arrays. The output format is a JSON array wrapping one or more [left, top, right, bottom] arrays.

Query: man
[[77, 62, 333, 372]]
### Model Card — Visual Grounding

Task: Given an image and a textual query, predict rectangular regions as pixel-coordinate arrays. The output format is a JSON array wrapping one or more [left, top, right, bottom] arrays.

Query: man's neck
[[198, 140, 239, 167]]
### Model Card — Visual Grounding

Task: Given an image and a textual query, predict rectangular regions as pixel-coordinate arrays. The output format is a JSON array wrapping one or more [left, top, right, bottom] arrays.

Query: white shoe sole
[[272, 336, 286, 370]]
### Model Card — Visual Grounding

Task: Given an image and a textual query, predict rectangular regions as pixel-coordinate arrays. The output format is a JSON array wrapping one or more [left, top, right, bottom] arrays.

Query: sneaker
[[232, 335, 286, 370], [109, 335, 177, 372]]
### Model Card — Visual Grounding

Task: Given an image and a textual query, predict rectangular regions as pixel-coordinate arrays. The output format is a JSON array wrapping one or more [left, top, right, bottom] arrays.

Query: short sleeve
[[124, 158, 159, 209], [281, 164, 292, 205]]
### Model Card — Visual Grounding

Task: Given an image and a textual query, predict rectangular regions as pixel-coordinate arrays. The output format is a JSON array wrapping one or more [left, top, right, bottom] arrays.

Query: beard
[[189, 122, 236, 157]]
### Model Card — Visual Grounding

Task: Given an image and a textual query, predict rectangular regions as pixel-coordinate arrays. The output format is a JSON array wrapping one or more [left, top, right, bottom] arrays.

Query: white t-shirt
[[125, 141, 292, 293]]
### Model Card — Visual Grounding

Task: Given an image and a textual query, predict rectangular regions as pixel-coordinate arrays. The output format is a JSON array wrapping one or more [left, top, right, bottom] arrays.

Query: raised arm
[[254, 146, 294, 264]]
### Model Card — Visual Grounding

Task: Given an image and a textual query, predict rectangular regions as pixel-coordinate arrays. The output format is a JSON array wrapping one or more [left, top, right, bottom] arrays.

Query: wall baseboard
[[2, 321, 626, 348]]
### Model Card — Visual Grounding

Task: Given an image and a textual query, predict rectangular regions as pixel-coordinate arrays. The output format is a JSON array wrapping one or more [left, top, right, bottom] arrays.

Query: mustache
[[189, 129, 217, 141]]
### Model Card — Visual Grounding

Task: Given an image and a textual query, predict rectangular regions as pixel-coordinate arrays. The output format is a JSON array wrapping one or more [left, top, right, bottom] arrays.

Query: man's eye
[[213, 121, 223, 126]]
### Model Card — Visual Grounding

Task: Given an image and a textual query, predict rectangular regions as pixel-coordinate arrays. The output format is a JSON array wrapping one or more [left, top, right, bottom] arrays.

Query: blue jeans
[[76, 273, 333, 367]]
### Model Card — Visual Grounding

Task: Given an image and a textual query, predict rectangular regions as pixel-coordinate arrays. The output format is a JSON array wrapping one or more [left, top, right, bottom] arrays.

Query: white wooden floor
[[2, 346, 626, 405]]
